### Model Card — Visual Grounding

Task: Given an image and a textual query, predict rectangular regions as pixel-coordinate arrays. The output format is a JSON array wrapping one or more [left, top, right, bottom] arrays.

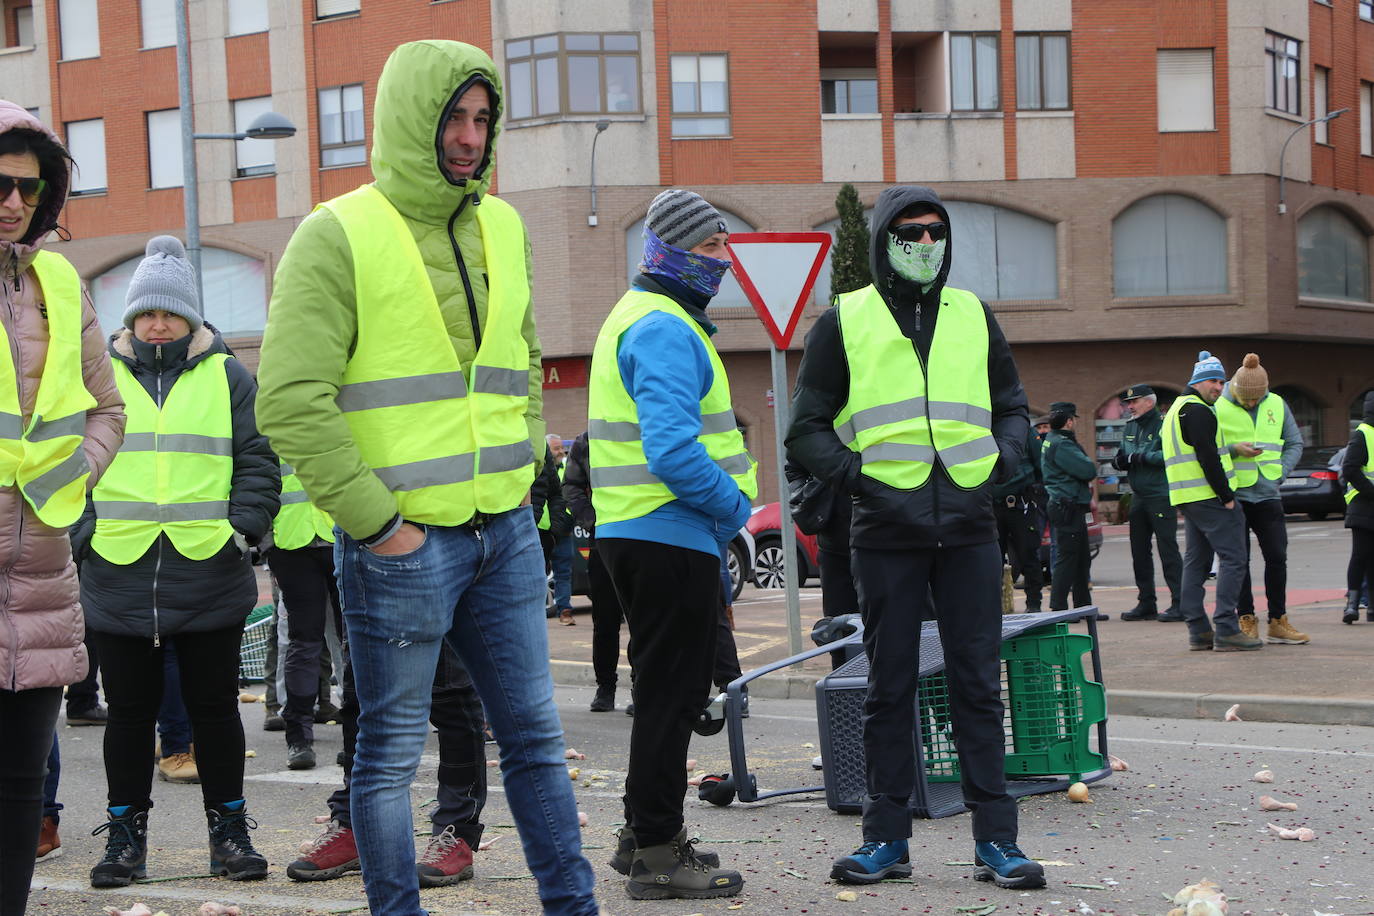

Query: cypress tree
[[830, 183, 871, 300]]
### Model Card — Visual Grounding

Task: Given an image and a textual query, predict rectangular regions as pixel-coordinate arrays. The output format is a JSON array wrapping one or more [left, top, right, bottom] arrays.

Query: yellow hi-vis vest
[[1346, 423, 1374, 504], [1162, 393, 1236, 506], [92, 354, 235, 563], [1216, 393, 1286, 488], [831, 284, 998, 490], [0, 250, 96, 527], [587, 290, 758, 526], [273, 462, 335, 549], [322, 185, 535, 526]]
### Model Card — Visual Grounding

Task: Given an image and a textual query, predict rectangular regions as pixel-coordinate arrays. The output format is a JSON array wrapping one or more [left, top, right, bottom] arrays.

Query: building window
[[821, 71, 878, 114], [950, 33, 999, 111], [233, 97, 275, 177], [140, 0, 175, 49], [671, 53, 730, 136], [1272, 385, 1323, 445], [315, 0, 358, 19], [58, 0, 99, 60], [92, 247, 267, 338], [146, 109, 182, 189], [1157, 49, 1214, 131], [1015, 33, 1070, 110], [626, 206, 754, 307], [1113, 194, 1228, 297], [12, 5, 34, 47], [1315, 67, 1330, 144], [1361, 0, 1373, 20], [227, 0, 269, 35], [1362, 82, 1373, 156], [1298, 206, 1369, 302], [505, 33, 640, 120], [318, 84, 365, 168], [1265, 31, 1301, 116], [65, 119, 106, 194], [944, 202, 1059, 301]]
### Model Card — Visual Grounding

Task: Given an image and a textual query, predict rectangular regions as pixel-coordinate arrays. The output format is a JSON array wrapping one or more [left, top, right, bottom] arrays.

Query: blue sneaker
[[830, 839, 912, 884], [973, 840, 1045, 889]]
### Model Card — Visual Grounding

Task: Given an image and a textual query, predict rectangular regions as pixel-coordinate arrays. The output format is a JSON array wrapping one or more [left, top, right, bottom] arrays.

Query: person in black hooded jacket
[[787, 186, 1044, 891], [1340, 391, 1374, 624]]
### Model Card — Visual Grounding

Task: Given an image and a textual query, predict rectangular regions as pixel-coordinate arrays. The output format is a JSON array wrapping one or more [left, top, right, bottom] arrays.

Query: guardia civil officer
[[1111, 385, 1183, 621], [1040, 403, 1101, 617]]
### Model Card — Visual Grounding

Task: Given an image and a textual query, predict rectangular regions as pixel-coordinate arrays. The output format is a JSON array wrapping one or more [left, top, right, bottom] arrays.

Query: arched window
[[625, 206, 755, 310], [91, 247, 268, 338], [1272, 385, 1322, 445], [1298, 206, 1369, 302], [1113, 194, 1227, 296]]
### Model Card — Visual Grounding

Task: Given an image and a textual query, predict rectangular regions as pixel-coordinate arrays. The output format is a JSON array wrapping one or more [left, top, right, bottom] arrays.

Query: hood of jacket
[[0, 101, 72, 270], [370, 40, 502, 227], [868, 184, 952, 307]]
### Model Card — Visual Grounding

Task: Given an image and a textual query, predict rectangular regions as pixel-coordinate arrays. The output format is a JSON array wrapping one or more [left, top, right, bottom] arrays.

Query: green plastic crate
[[918, 623, 1105, 783], [238, 604, 276, 682]]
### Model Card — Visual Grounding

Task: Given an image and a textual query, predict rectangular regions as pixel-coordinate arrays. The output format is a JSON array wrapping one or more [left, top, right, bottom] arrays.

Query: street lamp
[[587, 119, 610, 227], [1277, 106, 1348, 215], [174, 0, 296, 307]]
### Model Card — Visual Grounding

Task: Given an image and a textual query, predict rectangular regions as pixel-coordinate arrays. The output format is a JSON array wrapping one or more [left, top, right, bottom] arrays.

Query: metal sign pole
[[770, 345, 803, 656]]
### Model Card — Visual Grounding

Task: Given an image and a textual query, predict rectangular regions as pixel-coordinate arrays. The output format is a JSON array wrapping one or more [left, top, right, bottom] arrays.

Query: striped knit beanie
[[645, 189, 727, 251]]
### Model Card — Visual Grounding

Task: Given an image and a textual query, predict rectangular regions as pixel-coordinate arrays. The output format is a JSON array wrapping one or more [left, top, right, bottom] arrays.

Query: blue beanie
[[1188, 350, 1226, 386]]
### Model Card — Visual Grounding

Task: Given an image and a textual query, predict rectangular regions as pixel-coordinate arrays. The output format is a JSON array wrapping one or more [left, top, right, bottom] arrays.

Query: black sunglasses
[[891, 221, 948, 243], [0, 174, 49, 208]]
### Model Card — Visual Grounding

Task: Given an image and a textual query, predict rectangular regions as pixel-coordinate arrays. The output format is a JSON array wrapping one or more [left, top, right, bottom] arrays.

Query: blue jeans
[[158, 643, 193, 756], [43, 731, 61, 822], [551, 533, 574, 610], [336, 508, 597, 916]]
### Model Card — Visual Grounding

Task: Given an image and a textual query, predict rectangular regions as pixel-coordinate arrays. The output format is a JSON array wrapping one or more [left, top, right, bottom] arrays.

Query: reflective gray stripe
[[116, 432, 231, 456], [120, 432, 157, 451], [861, 442, 936, 464], [836, 397, 928, 445], [24, 449, 90, 508], [472, 366, 528, 398], [588, 419, 642, 442], [27, 412, 86, 442], [1164, 453, 1194, 467], [591, 451, 751, 488], [1233, 460, 1257, 470], [374, 454, 477, 492], [700, 409, 739, 435], [281, 463, 295, 476], [479, 440, 536, 475], [0, 411, 22, 439], [95, 500, 230, 522], [1253, 442, 1283, 452], [336, 372, 468, 412], [280, 491, 310, 505], [937, 434, 999, 466], [714, 451, 753, 475], [927, 401, 994, 427]]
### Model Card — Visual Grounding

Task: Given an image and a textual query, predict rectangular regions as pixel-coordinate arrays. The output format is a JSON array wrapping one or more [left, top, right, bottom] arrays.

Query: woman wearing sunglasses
[[0, 101, 125, 916]]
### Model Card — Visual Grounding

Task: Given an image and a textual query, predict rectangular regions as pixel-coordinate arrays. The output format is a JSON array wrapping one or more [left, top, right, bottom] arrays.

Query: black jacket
[[1344, 393, 1374, 531], [529, 445, 572, 537], [75, 326, 281, 639], [562, 432, 595, 540], [785, 185, 1030, 549], [1177, 391, 1234, 504]]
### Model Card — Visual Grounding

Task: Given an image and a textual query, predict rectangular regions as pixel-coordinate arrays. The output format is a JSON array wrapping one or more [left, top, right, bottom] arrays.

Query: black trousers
[[713, 590, 743, 690], [1128, 497, 1182, 610], [1347, 527, 1374, 591], [1236, 499, 1288, 619], [65, 633, 101, 713], [0, 686, 61, 916], [92, 625, 246, 809], [269, 544, 342, 745], [1049, 508, 1092, 611], [588, 548, 626, 689], [328, 641, 487, 846], [599, 538, 718, 847], [995, 496, 1044, 609], [850, 541, 1016, 842]]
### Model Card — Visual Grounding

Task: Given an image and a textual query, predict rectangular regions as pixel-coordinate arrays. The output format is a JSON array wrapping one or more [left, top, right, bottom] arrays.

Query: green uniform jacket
[[1120, 406, 1168, 504], [255, 41, 543, 539], [1042, 429, 1096, 506]]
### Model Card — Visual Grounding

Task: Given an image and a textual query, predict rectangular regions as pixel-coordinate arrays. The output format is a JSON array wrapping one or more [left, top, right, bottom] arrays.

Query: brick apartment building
[[4, 0, 1374, 503]]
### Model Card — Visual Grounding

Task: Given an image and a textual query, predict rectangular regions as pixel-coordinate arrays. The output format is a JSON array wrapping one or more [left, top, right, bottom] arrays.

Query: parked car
[[1280, 445, 1346, 521], [746, 502, 820, 589]]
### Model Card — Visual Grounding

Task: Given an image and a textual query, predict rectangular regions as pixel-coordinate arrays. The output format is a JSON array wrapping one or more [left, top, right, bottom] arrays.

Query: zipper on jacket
[[3, 275, 25, 687], [446, 196, 482, 350], [151, 344, 164, 645]]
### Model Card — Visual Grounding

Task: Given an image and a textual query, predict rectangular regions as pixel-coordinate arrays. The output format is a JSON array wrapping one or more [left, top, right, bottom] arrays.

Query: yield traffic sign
[[726, 232, 832, 350]]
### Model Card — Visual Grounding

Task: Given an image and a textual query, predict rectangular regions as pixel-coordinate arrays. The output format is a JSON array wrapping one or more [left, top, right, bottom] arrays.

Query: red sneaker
[[417, 825, 474, 887], [286, 821, 360, 881]]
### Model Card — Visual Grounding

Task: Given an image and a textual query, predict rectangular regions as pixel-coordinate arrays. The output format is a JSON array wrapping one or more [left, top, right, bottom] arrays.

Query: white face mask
[[887, 234, 945, 285]]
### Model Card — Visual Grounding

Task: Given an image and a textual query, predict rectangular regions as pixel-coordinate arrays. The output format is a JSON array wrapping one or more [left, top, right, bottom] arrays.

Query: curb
[[551, 662, 1374, 728]]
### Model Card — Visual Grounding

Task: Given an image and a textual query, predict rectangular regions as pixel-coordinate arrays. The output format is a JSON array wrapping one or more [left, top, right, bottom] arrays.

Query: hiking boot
[[973, 840, 1046, 889], [590, 685, 615, 712], [287, 743, 317, 770], [157, 751, 199, 784], [558, 607, 576, 626], [37, 815, 62, 862], [830, 839, 912, 884], [1120, 604, 1158, 621], [1157, 606, 1185, 622], [90, 805, 149, 887], [1214, 630, 1264, 652], [264, 712, 285, 732], [1188, 630, 1215, 651], [206, 800, 268, 880], [626, 830, 743, 899], [416, 825, 475, 887], [286, 820, 360, 881], [1344, 590, 1360, 625], [1266, 615, 1310, 645], [609, 826, 719, 875], [1238, 614, 1259, 640], [314, 703, 342, 724], [66, 703, 108, 726]]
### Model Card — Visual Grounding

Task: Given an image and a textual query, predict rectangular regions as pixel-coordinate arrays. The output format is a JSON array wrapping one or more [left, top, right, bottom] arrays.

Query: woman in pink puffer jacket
[[0, 101, 125, 916]]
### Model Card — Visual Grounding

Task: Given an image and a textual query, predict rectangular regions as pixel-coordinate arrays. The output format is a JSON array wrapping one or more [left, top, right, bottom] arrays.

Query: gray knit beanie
[[645, 189, 727, 251], [123, 235, 204, 332]]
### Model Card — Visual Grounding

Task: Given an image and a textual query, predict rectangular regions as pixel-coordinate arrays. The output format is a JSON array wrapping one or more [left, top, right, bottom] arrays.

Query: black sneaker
[[207, 801, 268, 880], [1188, 630, 1215, 651], [288, 743, 317, 770], [264, 712, 285, 732], [609, 826, 720, 875], [1157, 607, 1185, 622], [67, 704, 108, 726], [314, 703, 342, 724], [1120, 605, 1158, 621], [90, 805, 149, 887], [589, 685, 615, 712]]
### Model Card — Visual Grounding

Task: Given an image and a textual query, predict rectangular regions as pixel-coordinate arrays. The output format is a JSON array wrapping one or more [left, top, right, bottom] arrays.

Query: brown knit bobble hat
[[1230, 352, 1269, 403]]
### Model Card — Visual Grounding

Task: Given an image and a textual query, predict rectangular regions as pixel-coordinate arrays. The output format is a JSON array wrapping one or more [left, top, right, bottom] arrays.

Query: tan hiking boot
[[1238, 614, 1259, 640], [158, 751, 200, 784], [1266, 615, 1310, 645], [626, 829, 743, 900]]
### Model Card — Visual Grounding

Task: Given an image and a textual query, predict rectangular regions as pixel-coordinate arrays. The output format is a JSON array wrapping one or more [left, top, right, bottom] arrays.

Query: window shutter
[[59, 0, 100, 60], [315, 0, 359, 19], [1157, 50, 1214, 132], [147, 110, 184, 189], [66, 120, 107, 193], [140, 0, 176, 49]]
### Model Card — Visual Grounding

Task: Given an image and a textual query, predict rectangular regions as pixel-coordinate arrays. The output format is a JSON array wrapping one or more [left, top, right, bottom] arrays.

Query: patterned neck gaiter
[[886, 233, 945, 287], [640, 227, 732, 300]]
